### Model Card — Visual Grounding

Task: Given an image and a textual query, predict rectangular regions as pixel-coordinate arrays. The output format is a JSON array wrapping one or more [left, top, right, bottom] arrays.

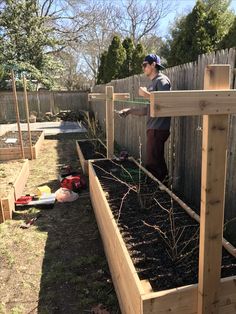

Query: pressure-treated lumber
[[1, 189, 15, 220], [76, 139, 106, 174], [0, 159, 29, 221], [149, 89, 236, 117], [198, 65, 230, 314], [11, 70, 25, 159], [89, 159, 146, 314], [88, 87, 130, 158], [13, 159, 30, 200], [106, 86, 114, 158], [89, 158, 236, 314], [0, 131, 44, 161], [23, 76, 33, 159], [113, 93, 130, 100], [142, 276, 236, 314], [0, 199, 5, 223], [88, 93, 106, 101]]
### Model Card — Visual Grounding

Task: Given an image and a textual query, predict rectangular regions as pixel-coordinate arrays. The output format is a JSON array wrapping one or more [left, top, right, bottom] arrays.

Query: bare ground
[[0, 133, 120, 314]]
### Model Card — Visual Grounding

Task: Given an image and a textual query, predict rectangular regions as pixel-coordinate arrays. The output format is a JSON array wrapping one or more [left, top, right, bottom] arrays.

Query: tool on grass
[[20, 213, 42, 229], [15, 194, 56, 209]]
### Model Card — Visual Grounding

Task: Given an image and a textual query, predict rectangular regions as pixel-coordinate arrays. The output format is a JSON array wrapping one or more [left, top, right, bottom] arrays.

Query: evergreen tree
[[97, 51, 108, 84], [104, 35, 126, 83], [161, 0, 234, 66], [121, 37, 134, 78], [0, 0, 63, 89], [160, 16, 189, 67], [219, 17, 236, 48], [131, 43, 145, 75]]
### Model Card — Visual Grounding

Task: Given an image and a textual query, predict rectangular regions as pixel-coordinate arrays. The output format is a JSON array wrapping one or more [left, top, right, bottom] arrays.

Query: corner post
[[198, 65, 230, 314]]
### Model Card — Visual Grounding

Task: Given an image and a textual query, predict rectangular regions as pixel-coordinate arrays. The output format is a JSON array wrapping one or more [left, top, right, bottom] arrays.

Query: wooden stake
[[89, 88, 129, 158], [0, 199, 5, 223], [198, 65, 230, 314], [23, 76, 33, 159], [11, 70, 25, 159], [106, 86, 114, 158]]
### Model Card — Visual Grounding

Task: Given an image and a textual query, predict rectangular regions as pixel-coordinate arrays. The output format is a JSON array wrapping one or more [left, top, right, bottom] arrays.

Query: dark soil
[[0, 131, 42, 148], [78, 139, 107, 160], [93, 159, 236, 292]]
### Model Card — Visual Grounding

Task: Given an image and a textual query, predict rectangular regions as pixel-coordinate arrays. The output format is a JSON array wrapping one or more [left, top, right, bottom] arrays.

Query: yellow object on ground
[[37, 185, 51, 197]]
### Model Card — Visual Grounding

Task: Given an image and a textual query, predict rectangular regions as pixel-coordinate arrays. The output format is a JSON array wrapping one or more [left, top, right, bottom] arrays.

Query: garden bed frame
[[76, 138, 106, 174], [0, 159, 29, 221], [89, 157, 236, 314], [0, 131, 44, 161]]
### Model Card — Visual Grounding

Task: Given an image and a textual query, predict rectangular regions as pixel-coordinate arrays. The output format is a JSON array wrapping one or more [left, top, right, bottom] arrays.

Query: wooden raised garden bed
[[0, 130, 44, 160], [0, 159, 29, 221], [89, 157, 236, 314], [76, 138, 106, 174]]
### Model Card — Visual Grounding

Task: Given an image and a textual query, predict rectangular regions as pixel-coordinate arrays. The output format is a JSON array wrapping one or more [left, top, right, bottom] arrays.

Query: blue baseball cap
[[143, 54, 165, 70]]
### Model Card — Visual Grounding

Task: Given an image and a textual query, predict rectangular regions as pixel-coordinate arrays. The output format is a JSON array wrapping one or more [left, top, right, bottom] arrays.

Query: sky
[[159, 0, 236, 37]]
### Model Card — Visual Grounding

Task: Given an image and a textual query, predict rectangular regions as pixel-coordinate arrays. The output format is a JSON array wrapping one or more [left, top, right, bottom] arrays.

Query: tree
[[0, 0, 65, 89], [121, 37, 135, 78], [70, 0, 118, 82], [115, 0, 172, 44], [104, 35, 126, 83], [131, 43, 145, 75], [161, 0, 234, 67], [97, 51, 108, 84], [219, 17, 236, 48], [69, 0, 173, 81], [141, 35, 165, 55]]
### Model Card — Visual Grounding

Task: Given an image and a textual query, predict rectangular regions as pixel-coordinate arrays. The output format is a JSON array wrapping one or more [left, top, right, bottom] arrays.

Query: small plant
[[143, 197, 199, 264]]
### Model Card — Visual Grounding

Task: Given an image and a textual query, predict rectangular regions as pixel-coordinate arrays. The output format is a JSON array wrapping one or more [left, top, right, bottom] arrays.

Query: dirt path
[[0, 133, 120, 314]]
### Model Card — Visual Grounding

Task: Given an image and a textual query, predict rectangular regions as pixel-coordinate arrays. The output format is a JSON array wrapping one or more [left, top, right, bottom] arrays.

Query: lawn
[[0, 133, 120, 314]]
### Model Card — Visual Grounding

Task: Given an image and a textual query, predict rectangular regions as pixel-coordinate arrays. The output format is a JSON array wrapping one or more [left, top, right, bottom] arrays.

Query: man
[[119, 54, 171, 182]]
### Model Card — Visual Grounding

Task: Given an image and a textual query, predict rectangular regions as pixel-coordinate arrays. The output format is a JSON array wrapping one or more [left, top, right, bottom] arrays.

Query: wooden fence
[[0, 90, 88, 123], [91, 48, 236, 220]]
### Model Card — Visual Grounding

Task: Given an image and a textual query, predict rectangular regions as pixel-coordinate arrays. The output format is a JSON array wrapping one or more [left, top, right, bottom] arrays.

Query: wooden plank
[[88, 93, 106, 101], [1, 189, 15, 220], [13, 159, 29, 200], [149, 89, 236, 117], [89, 160, 143, 314], [23, 76, 33, 159], [89, 157, 236, 314], [198, 65, 230, 314], [142, 276, 236, 314], [76, 140, 88, 174], [106, 86, 114, 158], [141, 280, 153, 294], [113, 93, 130, 100], [76, 139, 107, 174], [33, 130, 44, 159], [0, 199, 5, 223], [11, 70, 25, 159], [0, 131, 44, 160], [0, 160, 29, 221]]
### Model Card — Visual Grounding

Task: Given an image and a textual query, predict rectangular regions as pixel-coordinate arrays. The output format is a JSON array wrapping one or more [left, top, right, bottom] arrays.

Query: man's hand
[[139, 87, 147, 97], [118, 108, 132, 118], [139, 87, 150, 99]]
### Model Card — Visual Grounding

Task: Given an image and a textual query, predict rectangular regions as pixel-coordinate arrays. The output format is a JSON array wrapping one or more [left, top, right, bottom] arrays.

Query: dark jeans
[[146, 129, 170, 181]]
